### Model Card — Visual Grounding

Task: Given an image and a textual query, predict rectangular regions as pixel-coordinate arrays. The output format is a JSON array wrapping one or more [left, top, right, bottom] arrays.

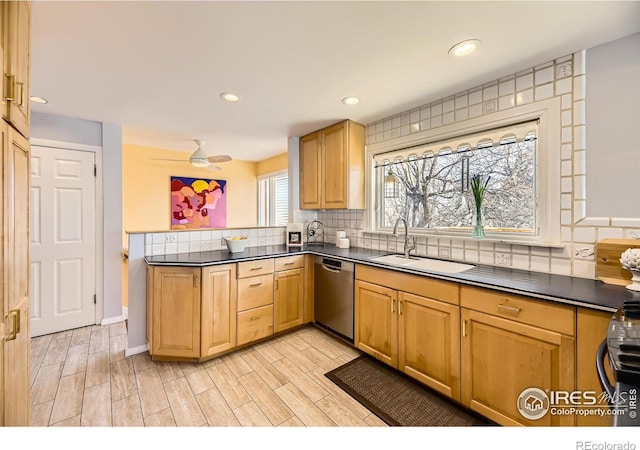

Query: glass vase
[[472, 204, 486, 239]]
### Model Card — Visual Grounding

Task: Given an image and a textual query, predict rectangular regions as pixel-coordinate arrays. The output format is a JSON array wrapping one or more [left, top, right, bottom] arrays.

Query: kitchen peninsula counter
[[145, 243, 638, 313]]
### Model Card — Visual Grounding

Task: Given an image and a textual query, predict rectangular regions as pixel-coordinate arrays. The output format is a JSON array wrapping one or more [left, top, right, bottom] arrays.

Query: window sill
[[365, 229, 565, 249]]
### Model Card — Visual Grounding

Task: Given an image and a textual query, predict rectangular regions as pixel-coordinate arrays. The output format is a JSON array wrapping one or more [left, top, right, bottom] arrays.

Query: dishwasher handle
[[321, 263, 342, 273]]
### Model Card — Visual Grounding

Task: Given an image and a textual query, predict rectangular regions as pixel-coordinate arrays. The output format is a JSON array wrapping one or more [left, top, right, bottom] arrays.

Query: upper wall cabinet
[[299, 119, 365, 209], [1, 0, 30, 138]]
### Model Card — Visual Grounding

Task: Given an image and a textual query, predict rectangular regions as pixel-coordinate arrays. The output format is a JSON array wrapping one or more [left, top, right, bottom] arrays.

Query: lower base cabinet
[[147, 264, 235, 361], [460, 286, 576, 426], [354, 265, 461, 401]]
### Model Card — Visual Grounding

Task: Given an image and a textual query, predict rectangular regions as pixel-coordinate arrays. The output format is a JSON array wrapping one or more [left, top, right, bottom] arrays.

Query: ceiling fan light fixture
[[220, 92, 240, 102], [448, 39, 482, 57], [190, 145, 210, 167], [190, 159, 210, 168], [341, 96, 360, 105]]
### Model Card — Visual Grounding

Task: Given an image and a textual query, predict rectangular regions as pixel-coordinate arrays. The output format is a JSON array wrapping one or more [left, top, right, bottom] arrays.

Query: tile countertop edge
[[144, 244, 639, 313]]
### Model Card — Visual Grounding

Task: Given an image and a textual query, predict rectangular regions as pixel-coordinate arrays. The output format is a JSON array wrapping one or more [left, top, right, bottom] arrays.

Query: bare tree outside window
[[380, 140, 536, 234]]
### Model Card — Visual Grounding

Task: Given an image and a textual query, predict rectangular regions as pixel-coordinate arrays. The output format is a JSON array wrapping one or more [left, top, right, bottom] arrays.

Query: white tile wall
[[353, 51, 640, 279]]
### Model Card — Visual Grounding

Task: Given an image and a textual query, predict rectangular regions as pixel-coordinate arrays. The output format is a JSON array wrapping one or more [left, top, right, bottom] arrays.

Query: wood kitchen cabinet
[[147, 263, 236, 361], [576, 308, 615, 426], [355, 265, 461, 400], [236, 259, 275, 346], [299, 119, 365, 209], [460, 286, 576, 426], [274, 256, 305, 333], [148, 266, 201, 359], [201, 264, 237, 358], [1, 0, 30, 138], [1, 120, 30, 426]]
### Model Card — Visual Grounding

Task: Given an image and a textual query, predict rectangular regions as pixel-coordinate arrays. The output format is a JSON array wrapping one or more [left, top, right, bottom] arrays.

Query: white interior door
[[30, 146, 96, 337]]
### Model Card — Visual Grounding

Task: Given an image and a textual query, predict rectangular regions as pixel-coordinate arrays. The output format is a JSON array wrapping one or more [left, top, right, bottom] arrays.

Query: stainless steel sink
[[369, 254, 474, 273]]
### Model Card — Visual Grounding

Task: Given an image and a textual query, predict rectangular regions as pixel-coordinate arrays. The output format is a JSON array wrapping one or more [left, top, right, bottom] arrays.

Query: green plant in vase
[[470, 173, 490, 239]]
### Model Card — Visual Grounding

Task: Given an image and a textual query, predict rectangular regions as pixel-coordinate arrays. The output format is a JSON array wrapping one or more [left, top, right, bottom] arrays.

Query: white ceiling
[[30, 1, 640, 161]]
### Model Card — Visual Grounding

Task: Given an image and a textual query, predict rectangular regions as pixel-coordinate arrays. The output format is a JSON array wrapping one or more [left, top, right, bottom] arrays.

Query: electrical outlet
[[438, 248, 450, 259], [496, 253, 511, 266], [165, 233, 177, 243]]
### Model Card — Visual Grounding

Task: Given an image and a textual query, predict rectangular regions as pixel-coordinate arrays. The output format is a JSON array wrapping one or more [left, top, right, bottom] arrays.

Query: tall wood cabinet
[[354, 265, 461, 400], [1, 0, 30, 427], [2, 1, 30, 138], [299, 119, 365, 209]]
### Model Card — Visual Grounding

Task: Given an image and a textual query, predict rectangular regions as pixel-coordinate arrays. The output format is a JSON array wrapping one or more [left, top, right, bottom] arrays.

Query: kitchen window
[[372, 119, 544, 240], [258, 171, 288, 226]]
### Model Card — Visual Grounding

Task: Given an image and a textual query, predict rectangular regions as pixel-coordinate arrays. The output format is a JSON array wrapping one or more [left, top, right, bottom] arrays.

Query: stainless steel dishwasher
[[314, 256, 355, 342]]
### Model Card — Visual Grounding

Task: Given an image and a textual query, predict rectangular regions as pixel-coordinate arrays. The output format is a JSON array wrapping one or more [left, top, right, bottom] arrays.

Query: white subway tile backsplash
[[561, 94, 572, 109], [573, 260, 595, 279], [152, 244, 165, 256], [512, 253, 530, 270], [178, 242, 189, 253], [534, 83, 553, 102], [561, 210, 572, 226], [516, 74, 533, 91], [530, 256, 550, 272], [468, 90, 482, 105], [451, 248, 464, 260], [455, 95, 468, 109], [573, 100, 586, 125], [561, 144, 572, 160], [561, 160, 572, 176], [561, 110, 572, 127], [189, 242, 200, 253], [480, 251, 494, 265], [499, 95, 515, 110], [516, 89, 534, 105], [468, 103, 483, 118], [535, 66, 554, 85], [574, 125, 586, 150], [611, 218, 640, 228], [177, 232, 190, 243], [574, 151, 586, 176], [551, 258, 572, 275], [574, 51, 585, 75], [152, 233, 165, 244], [443, 112, 455, 125], [574, 175, 586, 200], [443, 98, 455, 113], [561, 126, 572, 143], [483, 85, 498, 100], [573, 74, 586, 100], [499, 80, 515, 95], [573, 227, 595, 243], [455, 108, 468, 121], [431, 103, 443, 116], [597, 228, 624, 240], [165, 243, 177, 254], [555, 77, 572, 95]]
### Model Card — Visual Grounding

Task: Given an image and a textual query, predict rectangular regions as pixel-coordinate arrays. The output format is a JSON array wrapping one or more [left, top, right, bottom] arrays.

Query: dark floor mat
[[325, 354, 494, 427]]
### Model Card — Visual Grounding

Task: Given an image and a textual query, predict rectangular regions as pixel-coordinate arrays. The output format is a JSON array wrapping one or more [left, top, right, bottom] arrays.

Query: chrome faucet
[[392, 217, 416, 259]]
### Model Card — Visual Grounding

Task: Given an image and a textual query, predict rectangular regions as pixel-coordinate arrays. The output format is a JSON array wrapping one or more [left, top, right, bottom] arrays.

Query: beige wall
[[257, 152, 287, 176], [123, 144, 259, 234]]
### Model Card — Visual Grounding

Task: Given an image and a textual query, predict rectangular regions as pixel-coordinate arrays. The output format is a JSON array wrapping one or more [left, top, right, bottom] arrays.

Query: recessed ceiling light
[[220, 92, 239, 102], [448, 39, 482, 57], [342, 96, 360, 105], [30, 96, 48, 104]]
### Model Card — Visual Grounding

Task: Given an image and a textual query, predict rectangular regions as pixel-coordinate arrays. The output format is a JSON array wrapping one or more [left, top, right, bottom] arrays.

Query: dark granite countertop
[[145, 243, 640, 313]]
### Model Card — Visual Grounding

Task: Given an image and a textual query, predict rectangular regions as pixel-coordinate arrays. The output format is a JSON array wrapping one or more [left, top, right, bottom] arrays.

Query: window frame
[[364, 98, 562, 246], [257, 169, 289, 227]]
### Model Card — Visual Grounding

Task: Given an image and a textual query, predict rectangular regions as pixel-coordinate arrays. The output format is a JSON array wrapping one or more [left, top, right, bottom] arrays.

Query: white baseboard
[[125, 344, 149, 357], [101, 315, 126, 326], [122, 306, 128, 320]]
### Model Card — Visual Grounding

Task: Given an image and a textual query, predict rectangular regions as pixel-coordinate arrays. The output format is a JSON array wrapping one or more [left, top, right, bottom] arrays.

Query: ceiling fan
[[151, 139, 232, 169]]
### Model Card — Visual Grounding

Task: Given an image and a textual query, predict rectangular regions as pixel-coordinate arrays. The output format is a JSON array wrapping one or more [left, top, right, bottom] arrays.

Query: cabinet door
[[354, 280, 397, 367], [3, 124, 30, 425], [576, 308, 614, 426], [461, 308, 575, 426], [201, 264, 237, 359], [3, 1, 30, 138], [321, 121, 348, 209], [274, 268, 304, 333], [151, 266, 201, 359], [398, 292, 460, 400], [299, 131, 321, 209]]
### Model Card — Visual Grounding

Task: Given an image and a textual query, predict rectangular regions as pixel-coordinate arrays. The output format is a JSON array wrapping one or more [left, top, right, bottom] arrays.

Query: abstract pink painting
[[170, 176, 227, 229]]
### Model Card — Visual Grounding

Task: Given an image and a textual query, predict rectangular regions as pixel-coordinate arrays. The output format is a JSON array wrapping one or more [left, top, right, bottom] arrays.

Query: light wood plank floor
[[29, 323, 387, 427]]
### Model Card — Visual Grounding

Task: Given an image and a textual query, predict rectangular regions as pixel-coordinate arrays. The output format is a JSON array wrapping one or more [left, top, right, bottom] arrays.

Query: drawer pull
[[249, 282, 263, 287], [250, 315, 261, 321], [250, 267, 263, 271], [284, 262, 295, 266], [390, 298, 395, 314], [498, 304, 521, 314], [462, 319, 467, 337]]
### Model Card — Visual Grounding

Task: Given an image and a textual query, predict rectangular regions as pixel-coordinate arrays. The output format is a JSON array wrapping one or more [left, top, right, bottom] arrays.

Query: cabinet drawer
[[237, 305, 273, 345], [460, 286, 575, 336], [356, 264, 459, 305], [274, 255, 304, 271], [237, 274, 273, 311], [237, 259, 274, 278]]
